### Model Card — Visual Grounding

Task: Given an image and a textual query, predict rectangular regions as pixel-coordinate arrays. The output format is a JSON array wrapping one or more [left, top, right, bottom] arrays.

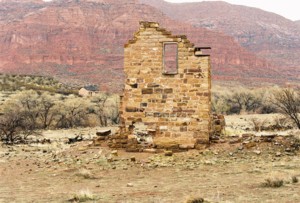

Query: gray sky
[[164, 0, 300, 21]]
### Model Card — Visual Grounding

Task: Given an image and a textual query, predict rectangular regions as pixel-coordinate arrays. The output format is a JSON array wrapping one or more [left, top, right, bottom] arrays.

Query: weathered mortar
[[120, 21, 212, 149]]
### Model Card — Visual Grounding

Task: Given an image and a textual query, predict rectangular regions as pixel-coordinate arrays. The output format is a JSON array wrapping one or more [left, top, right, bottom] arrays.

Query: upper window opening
[[163, 43, 178, 75]]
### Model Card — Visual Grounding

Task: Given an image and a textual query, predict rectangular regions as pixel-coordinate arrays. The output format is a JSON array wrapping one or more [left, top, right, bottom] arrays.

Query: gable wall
[[120, 22, 211, 147]]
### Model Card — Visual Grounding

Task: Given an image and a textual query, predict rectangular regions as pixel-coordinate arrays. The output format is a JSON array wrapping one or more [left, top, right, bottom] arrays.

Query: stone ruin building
[[117, 21, 212, 150]]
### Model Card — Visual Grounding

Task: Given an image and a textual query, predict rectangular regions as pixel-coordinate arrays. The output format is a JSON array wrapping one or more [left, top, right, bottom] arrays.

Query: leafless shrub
[[212, 86, 276, 115], [273, 115, 290, 130], [270, 88, 300, 129], [262, 178, 284, 188], [249, 118, 267, 132], [55, 97, 90, 128], [0, 84, 121, 144], [0, 107, 39, 144], [91, 93, 119, 127]]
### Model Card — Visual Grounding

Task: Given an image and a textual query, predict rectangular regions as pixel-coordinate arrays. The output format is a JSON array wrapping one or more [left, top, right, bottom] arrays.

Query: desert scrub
[[262, 178, 284, 188], [292, 176, 299, 183], [185, 196, 207, 203], [75, 168, 96, 179], [69, 189, 97, 202]]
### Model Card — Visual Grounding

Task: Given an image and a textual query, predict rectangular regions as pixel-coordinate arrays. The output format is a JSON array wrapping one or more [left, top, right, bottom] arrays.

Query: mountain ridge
[[140, 0, 300, 74], [0, 0, 298, 92]]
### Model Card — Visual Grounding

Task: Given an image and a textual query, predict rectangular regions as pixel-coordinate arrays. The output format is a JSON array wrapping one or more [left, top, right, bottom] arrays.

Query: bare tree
[[228, 90, 262, 113], [92, 94, 109, 126], [0, 108, 38, 144], [55, 97, 90, 128], [91, 93, 120, 126], [38, 93, 57, 129], [13, 90, 40, 129], [271, 88, 300, 129]]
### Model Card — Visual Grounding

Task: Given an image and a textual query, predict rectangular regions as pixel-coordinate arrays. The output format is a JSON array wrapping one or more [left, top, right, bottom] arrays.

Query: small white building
[[78, 85, 99, 97]]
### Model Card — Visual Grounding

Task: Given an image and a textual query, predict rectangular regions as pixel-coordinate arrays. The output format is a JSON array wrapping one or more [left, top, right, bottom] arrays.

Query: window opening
[[163, 43, 178, 74]]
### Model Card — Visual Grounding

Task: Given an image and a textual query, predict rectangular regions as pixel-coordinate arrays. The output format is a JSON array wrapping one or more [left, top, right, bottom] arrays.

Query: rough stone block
[[142, 88, 153, 94]]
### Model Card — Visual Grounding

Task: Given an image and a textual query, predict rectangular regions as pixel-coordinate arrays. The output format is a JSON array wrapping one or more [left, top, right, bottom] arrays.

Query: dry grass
[[262, 178, 284, 188], [69, 189, 97, 202], [185, 196, 205, 203], [75, 168, 96, 179]]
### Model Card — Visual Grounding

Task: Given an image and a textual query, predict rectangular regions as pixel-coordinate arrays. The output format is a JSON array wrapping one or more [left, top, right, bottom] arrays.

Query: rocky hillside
[[141, 0, 300, 82], [0, 0, 297, 92]]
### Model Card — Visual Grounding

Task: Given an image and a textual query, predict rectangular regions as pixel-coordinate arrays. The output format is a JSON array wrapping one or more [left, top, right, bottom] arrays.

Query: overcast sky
[[164, 0, 300, 21]]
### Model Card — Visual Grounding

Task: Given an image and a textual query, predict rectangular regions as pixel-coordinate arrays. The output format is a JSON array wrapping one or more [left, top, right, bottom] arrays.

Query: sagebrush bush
[[262, 178, 284, 188], [0, 88, 120, 144], [212, 85, 283, 115], [70, 189, 97, 202], [292, 176, 299, 183], [185, 197, 205, 203], [75, 169, 96, 179]]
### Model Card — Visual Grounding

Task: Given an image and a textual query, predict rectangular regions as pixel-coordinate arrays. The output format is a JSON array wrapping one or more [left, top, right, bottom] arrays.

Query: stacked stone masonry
[[120, 21, 212, 149]]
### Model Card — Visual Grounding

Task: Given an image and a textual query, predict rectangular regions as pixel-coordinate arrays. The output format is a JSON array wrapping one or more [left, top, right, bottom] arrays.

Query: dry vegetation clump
[[185, 196, 206, 203], [0, 85, 119, 144], [262, 178, 284, 188], [75, 168, 96, 179], [249, 118, 267, 132], [271, 115, 291, 130], [69, 189, 97, 202], [212, 86, 275, 115], [262, 175, 299, 188], [0, 73, 76, 94], [270, 88, 300, 129], [292, 176, 299, 183], [213, 86, 300, 130]]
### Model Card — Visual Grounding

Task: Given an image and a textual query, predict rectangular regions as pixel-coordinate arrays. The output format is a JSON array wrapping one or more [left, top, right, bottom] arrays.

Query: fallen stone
[[111, 150, 118, 156], [179, 144, 195, 149], [244, 142, 256, 149], [143, 148, 157, 153], [96, 129, 112, 137], [238, 146, 244, 150], [285, 148, 292, 152], [219, 139, 226, 143], [229, 139, 240, 144], [253, 150, 261, 155], [164, 151, 173, 156], [130, 156, 136, 162], [242, 133, 255, 138], [127, 183, 133, 187], [195, 144, 208, 150], [275, 152, 282, 157], [67, 135, 83, 144], [204, 160, 215, 165]]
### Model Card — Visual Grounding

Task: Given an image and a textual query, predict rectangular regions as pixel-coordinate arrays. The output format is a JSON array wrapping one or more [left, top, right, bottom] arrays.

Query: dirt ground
[[0, 115, 300, 203]]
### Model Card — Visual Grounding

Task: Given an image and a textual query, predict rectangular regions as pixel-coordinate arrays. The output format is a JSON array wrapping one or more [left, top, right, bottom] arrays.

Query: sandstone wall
[[120, 21, 211, 148]]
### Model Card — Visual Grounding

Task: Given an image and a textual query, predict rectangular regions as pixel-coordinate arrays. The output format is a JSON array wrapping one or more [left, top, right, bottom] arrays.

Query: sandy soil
[[0, 115, 300, 203]]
